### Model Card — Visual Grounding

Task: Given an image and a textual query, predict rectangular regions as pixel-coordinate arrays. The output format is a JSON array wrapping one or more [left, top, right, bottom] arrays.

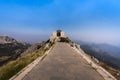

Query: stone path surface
[[23, 42, 104, 80]]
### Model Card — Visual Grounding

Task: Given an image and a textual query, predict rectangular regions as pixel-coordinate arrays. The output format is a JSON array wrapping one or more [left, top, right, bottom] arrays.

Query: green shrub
[[60, 37, 71, 43]]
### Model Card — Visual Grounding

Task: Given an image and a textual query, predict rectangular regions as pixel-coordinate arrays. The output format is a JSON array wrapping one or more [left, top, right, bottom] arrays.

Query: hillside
[[76, 41, 120, 69], [0, 38, 53, 80], [0, 36, 31, 66], [0, 36, 17, 44]]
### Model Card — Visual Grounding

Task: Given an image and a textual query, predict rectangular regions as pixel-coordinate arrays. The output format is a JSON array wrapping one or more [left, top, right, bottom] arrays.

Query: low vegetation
[[0, 42, 54, 80], [59, 37, 72, 43], [99, 62, 120, 80]]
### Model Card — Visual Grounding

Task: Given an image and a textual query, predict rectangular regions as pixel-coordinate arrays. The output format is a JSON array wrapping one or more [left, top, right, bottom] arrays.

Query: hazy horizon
[[0, 0, 120, 46]]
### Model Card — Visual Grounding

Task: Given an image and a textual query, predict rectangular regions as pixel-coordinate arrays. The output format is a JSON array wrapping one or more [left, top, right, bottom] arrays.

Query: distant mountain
[[118, 45, 120, 48], [0, 36, 17, 44], [76, 41, 120, 69], [98, 44, 120, 58], [0, 36, 31, 66], [86, 43, 120, 59]]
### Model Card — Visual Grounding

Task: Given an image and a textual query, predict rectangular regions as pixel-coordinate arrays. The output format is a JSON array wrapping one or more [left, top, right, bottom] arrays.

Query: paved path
[[23, 42, 104, 80]]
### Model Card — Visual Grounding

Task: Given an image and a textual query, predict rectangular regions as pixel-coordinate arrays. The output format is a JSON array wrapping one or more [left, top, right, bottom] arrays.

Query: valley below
[[76, 41, 120, 79]]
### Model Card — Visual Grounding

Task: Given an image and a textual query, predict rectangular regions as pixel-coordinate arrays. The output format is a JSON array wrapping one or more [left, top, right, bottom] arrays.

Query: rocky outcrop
[[0, 36, 17, 44]]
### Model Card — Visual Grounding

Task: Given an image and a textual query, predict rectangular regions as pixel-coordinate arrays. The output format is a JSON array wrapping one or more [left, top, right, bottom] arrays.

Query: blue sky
[[0, 0, 120, 45]]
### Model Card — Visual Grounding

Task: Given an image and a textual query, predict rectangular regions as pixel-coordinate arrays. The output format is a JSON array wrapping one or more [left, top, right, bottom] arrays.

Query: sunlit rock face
[[0, 36, 17, 44]]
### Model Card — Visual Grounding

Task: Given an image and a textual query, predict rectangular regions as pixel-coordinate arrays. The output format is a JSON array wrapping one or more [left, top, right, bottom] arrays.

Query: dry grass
[[0, 56, 10, 61]]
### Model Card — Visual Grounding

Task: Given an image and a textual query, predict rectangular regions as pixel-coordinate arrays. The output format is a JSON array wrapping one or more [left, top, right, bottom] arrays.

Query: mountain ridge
[[76, 40, 120, 69], [0, 36, 18, 44], [0, 36, 31, 66]]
